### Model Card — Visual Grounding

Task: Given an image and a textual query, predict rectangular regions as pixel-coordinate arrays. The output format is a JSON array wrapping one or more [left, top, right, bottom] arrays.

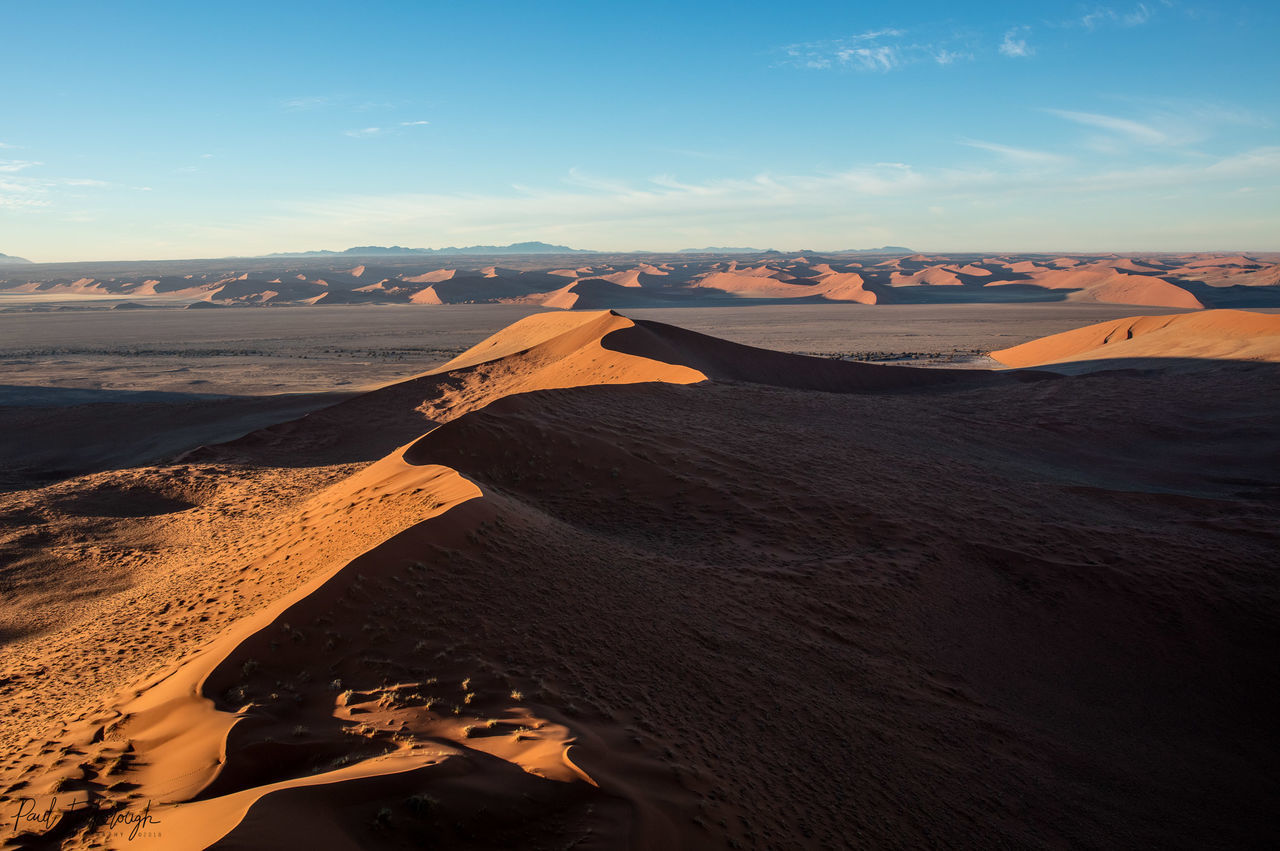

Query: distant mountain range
[[265, 242, 916, 259], [678, 247, 774, 254], [0, 252, 32, 265], [678, 246, 913, 255], [838, 246, 914, 254], [265, 241, 589, 258]]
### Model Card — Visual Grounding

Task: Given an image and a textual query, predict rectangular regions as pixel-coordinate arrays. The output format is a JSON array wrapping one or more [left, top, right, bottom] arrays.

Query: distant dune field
[[3, 251, 1278, 310]]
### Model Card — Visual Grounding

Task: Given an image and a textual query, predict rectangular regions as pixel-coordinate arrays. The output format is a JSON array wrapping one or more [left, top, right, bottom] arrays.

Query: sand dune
[[890, 266, 966, 286], [596, 269, 646, 287], [1167, 255, 1280, 289], [186, 310, 994, 471], [694, 271, 812, 297], [1, 310, 1277, 848], [9, 277, 113, 296], [990, 308, 1280, 368], [809, 270, 877, 303], [984, 263, 1206, 308], [1005, 259, 1046, 274], [205, 310, 1018, 466], [1072, 271, 1203, 308], [400, 269, 456, 284], [693, 269, 876, 302], [1184, 254, 1261, 268]]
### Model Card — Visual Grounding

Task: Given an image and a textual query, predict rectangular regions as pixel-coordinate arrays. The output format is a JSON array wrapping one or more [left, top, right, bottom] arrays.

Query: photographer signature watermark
[[8, 796, 161, 842]]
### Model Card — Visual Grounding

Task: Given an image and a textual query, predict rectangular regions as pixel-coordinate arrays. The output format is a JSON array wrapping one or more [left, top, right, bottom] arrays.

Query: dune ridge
[[186, 310, 1005, 470]]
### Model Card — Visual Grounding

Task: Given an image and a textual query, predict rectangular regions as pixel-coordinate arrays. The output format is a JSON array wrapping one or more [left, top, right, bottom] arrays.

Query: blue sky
[[2, 0, 1277, 260]]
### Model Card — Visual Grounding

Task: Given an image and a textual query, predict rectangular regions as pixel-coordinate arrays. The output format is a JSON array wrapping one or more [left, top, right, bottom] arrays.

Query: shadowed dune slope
[[990, 308, 1280, 368], [601, 317, 1005, 391]]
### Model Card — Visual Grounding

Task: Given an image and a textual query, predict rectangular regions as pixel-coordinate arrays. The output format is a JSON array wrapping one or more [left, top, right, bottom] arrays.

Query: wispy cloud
[[780, 30, 922, 72], [0, 160, 42, 173], [1108, 97, 1270, 132], [785, 5, 1179, 71], [783, 24, 1020, 71], [1045, 109, 1170, 144], [0, 162, 151, 214], [998, 27, 1033, 57], [282, 96, 331, 111], [345, 121, 431, 138], [0, 195, 52, 210], [0, 141, 18, 149], [1054, 146, 1280, 194], [960, 139, 1068, 164], [1202, 146, 1280, 178], [1079, 3, 1159, 29], [933, 49, 972, 65], [838, 45, 899, 71], [1045, 99, 1268, 155]]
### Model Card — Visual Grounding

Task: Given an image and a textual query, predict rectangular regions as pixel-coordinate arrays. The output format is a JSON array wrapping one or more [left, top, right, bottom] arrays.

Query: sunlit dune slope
[[990, 308, 1280, 368]]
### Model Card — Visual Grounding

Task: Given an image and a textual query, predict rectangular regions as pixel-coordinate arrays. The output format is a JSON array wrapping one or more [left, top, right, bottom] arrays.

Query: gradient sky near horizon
[[2, 0, 1278, 261]]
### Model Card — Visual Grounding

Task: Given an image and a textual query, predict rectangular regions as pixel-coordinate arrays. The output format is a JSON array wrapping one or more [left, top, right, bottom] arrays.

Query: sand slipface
[[989, 308, 1280, 368], [0, 310, 1277, 849]]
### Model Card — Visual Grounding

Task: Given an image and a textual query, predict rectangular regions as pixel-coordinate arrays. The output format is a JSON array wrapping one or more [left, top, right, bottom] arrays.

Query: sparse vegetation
[[405, 793, 437, 817]]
